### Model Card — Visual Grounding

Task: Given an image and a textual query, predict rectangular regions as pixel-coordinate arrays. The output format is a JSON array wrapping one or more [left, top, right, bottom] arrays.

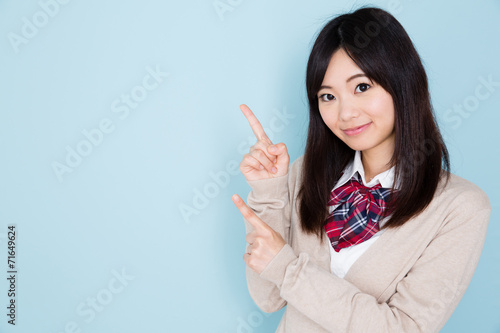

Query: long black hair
[[298, 6, 450, 241]]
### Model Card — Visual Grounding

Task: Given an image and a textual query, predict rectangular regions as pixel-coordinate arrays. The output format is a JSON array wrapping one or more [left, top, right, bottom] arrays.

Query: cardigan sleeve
[[243, 158, 299, 313], [256, 180, 491, 332]]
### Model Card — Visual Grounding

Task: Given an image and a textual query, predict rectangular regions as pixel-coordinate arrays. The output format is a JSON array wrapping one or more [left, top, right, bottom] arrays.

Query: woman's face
[[317, 48, 395, 159]]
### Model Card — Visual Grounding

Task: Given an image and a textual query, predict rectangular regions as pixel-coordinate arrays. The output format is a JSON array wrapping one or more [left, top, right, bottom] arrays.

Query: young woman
[[232, 6, 491, 332]]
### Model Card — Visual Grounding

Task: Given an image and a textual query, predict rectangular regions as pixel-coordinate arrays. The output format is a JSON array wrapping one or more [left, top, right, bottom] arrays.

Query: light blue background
[[0, 0, 499, 332]]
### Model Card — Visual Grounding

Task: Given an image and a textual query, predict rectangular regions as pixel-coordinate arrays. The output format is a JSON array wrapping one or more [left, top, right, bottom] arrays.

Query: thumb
[[266, 142, 288, 157], [266, 143, 290, 170]]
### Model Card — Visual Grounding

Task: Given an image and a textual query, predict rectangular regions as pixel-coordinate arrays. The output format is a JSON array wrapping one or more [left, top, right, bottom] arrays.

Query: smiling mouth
[[342, 122, 371, 136]]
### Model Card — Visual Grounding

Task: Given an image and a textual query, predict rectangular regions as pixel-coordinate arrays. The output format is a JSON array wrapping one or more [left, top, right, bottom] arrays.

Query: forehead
[[322, 48, 364, 84]]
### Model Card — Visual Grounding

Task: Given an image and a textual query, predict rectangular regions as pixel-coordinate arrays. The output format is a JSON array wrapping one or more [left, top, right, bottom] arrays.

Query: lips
[[342, 122, 371, 136]]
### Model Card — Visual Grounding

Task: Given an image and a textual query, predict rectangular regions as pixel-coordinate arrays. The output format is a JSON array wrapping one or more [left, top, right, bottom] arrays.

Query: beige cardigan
[[244, 155, 491, 333]]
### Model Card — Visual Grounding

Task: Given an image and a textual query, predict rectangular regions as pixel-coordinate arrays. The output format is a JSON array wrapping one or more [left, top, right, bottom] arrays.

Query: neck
[[361, 149, 393, 181]]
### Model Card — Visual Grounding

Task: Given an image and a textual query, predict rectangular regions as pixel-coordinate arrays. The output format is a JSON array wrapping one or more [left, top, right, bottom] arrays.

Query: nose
[[338, 97, 360, 121]]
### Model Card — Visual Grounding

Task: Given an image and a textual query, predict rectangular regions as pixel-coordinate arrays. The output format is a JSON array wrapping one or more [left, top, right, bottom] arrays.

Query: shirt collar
[[334, 151, 398, 190]]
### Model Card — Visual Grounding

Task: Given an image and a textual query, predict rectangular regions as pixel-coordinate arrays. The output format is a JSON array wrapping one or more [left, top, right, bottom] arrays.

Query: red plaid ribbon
[[324, 172, 394, 252]]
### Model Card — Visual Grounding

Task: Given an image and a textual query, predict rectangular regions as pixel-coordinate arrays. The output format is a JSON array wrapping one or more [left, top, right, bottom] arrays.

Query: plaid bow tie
[[324, 173, 394, 252]]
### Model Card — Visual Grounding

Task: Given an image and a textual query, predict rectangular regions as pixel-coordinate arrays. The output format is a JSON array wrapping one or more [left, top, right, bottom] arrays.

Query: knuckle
[[241, 154, 252, 165], [253, 141, 268, 151], [251, 140, 264, 149], [254, 236, 265, 246], [255, 149, 265, 158], [260, 228, 273, 238], [252, 149, 267, 162], [249, 149, 259, 158]]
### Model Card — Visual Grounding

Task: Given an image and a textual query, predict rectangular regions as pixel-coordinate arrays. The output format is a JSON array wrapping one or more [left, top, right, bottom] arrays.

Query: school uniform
[[327, 150, 398, 279], [243, 153, 491, 332]]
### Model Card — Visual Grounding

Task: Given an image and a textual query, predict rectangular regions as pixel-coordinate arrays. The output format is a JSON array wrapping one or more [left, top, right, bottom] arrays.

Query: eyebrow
[[319, 73, 368, 91]]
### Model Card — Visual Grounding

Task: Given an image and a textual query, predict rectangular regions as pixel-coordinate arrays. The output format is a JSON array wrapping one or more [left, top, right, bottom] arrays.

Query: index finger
[[232, 194, 268, 231], [240, 104, 271, 142]]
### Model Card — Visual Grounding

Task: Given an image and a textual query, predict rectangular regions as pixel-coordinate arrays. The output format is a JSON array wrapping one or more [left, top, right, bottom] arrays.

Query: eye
[[318, 94, 335, 102], [355, 83, 371, 93]]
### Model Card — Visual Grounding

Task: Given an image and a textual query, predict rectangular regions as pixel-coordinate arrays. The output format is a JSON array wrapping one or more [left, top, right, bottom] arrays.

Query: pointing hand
[[239, 104, 290, 182], [232, 194, 286, 274]]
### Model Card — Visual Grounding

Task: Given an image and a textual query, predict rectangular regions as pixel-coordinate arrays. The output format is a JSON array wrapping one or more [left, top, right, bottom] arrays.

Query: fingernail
[[269, 146, 276, 152], [272, 166, 278, 173]]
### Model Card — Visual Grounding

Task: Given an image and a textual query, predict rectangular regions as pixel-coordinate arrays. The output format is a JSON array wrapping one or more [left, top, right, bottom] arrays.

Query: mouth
[[342, 122, 372, 136]]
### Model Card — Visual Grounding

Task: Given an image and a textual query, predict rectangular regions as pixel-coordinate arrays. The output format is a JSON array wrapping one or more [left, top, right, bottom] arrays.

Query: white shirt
[[329, 151, 397, 278]]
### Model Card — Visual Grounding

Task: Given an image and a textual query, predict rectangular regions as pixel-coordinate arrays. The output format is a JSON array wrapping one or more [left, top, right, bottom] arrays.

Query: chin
[[342, 142, 371, 152]]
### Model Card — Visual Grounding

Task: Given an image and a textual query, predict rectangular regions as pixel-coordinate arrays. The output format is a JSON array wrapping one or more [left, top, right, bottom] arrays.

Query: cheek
[[319, 107, 338, 130], [370, 94, 395, 128], [368, 96, 389, 114]]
